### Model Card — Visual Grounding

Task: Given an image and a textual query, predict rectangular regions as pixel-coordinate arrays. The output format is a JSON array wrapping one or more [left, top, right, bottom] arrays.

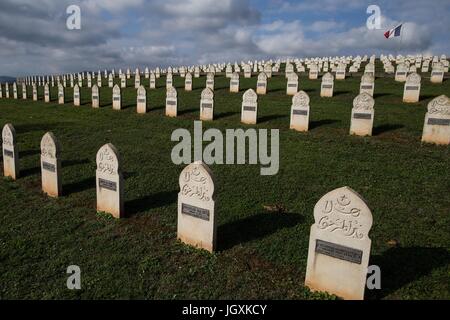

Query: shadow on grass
[[310, 119, 340, 130], [15, 122, 72, 133], [373, 93, 391, 99], [333, 90, 352, 97], [367, 247, 450, 299], [64, 176, 95, 195], [19, 149, 40, 158], [259, 114, 288, 123], [178, 108, 198, 116], [215, 111, 239, 120], [373, 124, 404, 135], [20, 167, 40, 177], [62, 159, 89, 167], [125, 190, 178, 216], [217, 212, 303, 251]]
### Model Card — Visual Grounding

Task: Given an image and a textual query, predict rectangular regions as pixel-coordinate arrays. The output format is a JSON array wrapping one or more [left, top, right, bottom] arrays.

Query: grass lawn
[[0, 62, 449, 299]]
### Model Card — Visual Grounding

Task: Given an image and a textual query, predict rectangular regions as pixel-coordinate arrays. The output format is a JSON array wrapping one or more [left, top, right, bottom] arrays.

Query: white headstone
[[22, 83, 27, 100], [33, 83, 38, 101], [166, 73, 173, 89], [2, 123, 19, 180], [305, 186, 373, 300], [112, 85, 121, 110], [256, 72, 267, 95], [395, 63, 407, 82], [96, 143, 124, 218], [421, 95, 450, 145], [57, 84, 64, 104], [73, 84, 80, 106], [206, 73, 214, 91], [350, 93, 375, 136], [431, 62, 444, 84], [166, 86, 178, 117], [91, 84, 99, 108], [241, 89, 258, 124], [200, 88, 214, 121], [403, 73, 421, 103], [40, 132, 61, 197], [286, 72, 299, 95], [320, 73, 334, 97], [177, 161, 216, 252], [136, 85, 147, 114], [185, 72, 193, 91], [359, 73, 375, 97], [290, 90, 310, 132], [230, 72, 240, 93]]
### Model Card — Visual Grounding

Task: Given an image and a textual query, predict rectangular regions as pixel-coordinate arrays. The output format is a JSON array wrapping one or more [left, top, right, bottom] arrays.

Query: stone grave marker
[[177, 161, 216, 253], [58, 84, 64, 104], [230, 72, 240, 93], [33, 83, 38, 101], [2, 123, 19, 180], [136, 85, 147, 114], [200, 88, 214, 121], [241, 89, 258, 124], [96, 143, 124, 218], [40, 132, 61, 197], [206, 73, 214, 91], [256, 72, 267, 95], [112, 84, 121, 110], [431, 62, 444, 84], [403, 73, 421, 103], [166, 86, 178, 117], [359, 73, 374, 97], [185, 72, 193, 91], [290, 90, 310, 132], [92, 84, 99, 108], [320, 72, 334, 97], [421, 95, 450, 145], [150, 73, 156, 89], [350, 93, 375, 136], [286, 72, 298, 95], [73, 84, 80, 106], [305, 186, 373, 300], [395, 63, 407, 82]]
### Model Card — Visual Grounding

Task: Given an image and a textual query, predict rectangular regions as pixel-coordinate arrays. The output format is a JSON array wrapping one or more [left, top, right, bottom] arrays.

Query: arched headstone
[[230, 72, 240, 93], [40, 132, 61, 197], [241, 89, 258, 124], [166, 86, 178, 117], [395, 63, 407, 82], [44, 83, 50, 103], [431, 62, 444, 84], [421, 95, 450, 145], [256, 72, 267, 95], [13, 82, 17, 99], [403, 73, 421, 103], [360, 73, 374, 97], [96, 143, 124, 218], [305, 187, 373, 300], [112, 85, 121, 110], [149, 73, 156, 89], [33, 83, 38, 101], [206, 73, 214, 91], [134, 73, 140, 89], [177, 161, 216, 252], [320, 73, 334, 97], [136, 85, 147, 114], [22, 83, 27, 100], [309, 64, 318, 80], [91, 84, 99, 108], [185, 72, 193, 91], [166, 73, 173, 89], [350, 93, 375, 136], [200, 88, 214, 121], [2, 124, 19, 179], [336, 63, 346, 80], [108, 73, 114, 88], [290, 90, 310, 132], [73, 84, 80, 106], [286, 72, 298, 95]]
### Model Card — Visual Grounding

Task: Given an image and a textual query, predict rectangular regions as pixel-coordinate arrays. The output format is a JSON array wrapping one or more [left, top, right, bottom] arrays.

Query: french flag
[[384, 24, 402, 39]]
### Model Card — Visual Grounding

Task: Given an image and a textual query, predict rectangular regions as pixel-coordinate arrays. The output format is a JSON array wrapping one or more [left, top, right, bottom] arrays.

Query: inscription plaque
[[322, 84, 333, 89], [288, 84, 297, 87], [428, 118, 450, 126], [3, 149, 14, 157], [181, 203, 210, 221], [353, 113, 372, 120], [257, 83, 266, 87], [315, 239, 362, 264], [166, 100, 176, 105], [405, 86, 419, 90], [138, 98, 146, 103], [98, 178, 117, 191], [202, 103, 213, 109], [293, 109, 308, 116], [42, 161, 56, 172], [243, 106, 256, 111], [361, 85, 373, 90]]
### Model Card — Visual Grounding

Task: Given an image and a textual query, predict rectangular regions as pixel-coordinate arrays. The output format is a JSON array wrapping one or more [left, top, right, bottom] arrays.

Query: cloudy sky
[[1, 0, 449, 76]]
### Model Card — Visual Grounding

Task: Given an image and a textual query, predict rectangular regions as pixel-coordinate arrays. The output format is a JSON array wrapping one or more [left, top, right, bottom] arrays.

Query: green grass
[[0, 62, 449, 299]]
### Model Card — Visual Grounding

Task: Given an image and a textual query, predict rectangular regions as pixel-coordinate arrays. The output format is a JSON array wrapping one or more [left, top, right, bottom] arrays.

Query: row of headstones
[[2, 82, 449, 145], [0, 127, 374, 300], [0, 69, 430, 104]]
